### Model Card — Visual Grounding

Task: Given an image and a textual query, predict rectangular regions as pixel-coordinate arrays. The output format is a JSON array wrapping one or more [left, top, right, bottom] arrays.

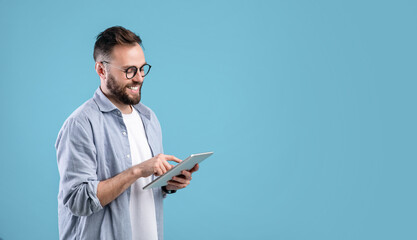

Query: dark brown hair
[[93, 26, 143, 62]]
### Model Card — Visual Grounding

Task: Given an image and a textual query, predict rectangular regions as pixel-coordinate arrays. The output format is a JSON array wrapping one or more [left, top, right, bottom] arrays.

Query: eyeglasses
[[101, 61, 152, 79]]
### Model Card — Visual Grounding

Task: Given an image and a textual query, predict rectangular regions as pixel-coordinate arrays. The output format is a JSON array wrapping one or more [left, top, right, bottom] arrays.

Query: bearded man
[[56, 26, 198, 240]]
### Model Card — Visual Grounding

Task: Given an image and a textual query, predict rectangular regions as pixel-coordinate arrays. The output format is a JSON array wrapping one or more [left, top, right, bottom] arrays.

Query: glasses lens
[[141, 64, 151, 77], [126, 67, 137, 79]]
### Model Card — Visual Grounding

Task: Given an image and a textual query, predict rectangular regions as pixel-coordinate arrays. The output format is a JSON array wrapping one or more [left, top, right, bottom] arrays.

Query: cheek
[[109, 75, 127, 89]]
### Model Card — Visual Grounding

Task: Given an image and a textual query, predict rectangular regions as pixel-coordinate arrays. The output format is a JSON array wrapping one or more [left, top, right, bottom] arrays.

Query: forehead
[[110, 43, 145, 66]]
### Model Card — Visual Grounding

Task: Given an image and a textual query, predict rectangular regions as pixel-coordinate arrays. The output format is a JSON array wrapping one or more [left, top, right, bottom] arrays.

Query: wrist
[[132, 165, 143, 178]]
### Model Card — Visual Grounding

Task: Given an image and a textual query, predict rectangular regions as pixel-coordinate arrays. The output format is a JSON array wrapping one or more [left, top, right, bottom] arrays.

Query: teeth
[[128, 86, 138, 90]]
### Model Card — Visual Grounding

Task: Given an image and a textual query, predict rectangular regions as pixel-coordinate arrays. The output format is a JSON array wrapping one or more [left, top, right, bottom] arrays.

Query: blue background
[[1, 0, 416, 239]]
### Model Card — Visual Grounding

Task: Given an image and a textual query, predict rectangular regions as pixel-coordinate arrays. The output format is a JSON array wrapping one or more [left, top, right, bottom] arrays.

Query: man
[[56, 26, 198, 240]]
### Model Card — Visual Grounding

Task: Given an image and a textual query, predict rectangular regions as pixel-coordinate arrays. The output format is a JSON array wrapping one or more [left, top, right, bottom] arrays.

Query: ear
[[95, 62, 106, 80]]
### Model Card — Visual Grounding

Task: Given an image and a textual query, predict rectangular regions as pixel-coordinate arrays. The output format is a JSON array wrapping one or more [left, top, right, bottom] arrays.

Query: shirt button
[[122, 131, 127, 135], [127, 154, 130, 158]]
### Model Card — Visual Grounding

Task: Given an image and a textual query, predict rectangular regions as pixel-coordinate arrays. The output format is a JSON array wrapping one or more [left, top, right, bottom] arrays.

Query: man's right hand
[[137, 154, 182, 177], [97, 154, 181, 207]]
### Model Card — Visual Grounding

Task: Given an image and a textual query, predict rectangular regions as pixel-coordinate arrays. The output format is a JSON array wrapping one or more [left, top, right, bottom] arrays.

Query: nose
[[132, 72, 144, 83]]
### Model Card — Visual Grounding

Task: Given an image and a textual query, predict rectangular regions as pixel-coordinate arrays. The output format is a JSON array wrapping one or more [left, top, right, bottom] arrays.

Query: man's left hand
[[165, 164, 199, 191]]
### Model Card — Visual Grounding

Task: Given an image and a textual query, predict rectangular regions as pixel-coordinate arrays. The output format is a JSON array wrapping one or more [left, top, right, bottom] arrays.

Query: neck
[[117, 104, 132, 114], [100, 87, 133, 114]]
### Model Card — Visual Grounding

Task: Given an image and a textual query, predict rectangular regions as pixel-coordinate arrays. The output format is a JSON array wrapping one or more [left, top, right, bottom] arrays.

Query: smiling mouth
[[127, 86, 139, 91]]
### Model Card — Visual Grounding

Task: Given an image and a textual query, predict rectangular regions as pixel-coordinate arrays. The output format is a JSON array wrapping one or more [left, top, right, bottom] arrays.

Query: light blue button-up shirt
[[56, 88, 165, 240]]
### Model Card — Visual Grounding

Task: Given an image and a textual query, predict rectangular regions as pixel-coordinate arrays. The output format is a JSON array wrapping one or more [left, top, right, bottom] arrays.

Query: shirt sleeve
[[56, 117, 103, 216]]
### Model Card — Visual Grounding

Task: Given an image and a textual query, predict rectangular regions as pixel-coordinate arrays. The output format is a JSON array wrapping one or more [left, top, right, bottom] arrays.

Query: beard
[[106, 74, 142, 105]]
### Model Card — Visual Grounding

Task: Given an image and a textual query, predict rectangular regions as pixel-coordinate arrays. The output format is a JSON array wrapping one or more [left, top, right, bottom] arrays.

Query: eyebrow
[[121, 62, 147, 69]]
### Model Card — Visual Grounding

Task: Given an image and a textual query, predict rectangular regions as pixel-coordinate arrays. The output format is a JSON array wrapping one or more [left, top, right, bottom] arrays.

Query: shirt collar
[[132, 102, 151, 119], [93, 87, 151, 119]]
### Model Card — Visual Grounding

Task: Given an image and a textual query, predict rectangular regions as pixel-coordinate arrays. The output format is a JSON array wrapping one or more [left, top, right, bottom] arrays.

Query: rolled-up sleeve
[[56, 117, 103, 216]]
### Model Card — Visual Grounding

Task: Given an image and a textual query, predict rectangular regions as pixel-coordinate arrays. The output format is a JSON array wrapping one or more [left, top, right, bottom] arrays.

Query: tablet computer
[[143, 152, 213, 190]]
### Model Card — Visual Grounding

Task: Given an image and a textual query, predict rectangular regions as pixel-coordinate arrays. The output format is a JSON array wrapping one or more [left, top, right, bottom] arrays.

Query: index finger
[[164, 155, 182, 163]]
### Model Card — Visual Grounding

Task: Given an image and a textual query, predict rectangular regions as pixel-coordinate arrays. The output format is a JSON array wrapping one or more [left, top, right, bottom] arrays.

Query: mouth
[[127, 85, 140, 93]]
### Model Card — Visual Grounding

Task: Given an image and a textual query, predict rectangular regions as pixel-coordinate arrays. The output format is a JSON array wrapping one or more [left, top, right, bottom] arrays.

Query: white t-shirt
[[123, 107, 158, 240]]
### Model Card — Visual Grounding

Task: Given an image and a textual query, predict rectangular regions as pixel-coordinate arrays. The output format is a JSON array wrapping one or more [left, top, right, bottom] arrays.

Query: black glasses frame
[[101, 61, 152, 79]]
